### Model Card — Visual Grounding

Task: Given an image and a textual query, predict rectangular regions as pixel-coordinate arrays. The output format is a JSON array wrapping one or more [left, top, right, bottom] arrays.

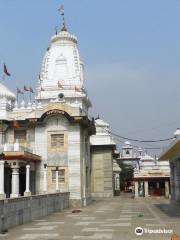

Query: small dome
[[95, 118, 109, 127], [174, 128, 180, 137], [122, 140, 133, 149], [51, 30, 77, 44], [140, 154, 154, 161], [138, 147, 143, 152], [0, 83, 16, 101]]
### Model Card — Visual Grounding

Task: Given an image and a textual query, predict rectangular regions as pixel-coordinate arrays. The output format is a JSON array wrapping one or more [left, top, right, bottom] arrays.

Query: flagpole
[[29, 91, 31, 103], [58, 5, 67, 31]]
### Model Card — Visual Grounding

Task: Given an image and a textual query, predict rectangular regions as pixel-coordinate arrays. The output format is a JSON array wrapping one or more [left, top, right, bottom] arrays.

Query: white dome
[[51, 30, 77, 44], [125, 141, 131, 145], [95, 118, 109, 127], [38, 29, 84, 94], [95, 118, 110, 136], [174, 128, 180, 137], [122, 141, 132, 148], [140, 154, 154, 161], [0, 83, 16, 101]]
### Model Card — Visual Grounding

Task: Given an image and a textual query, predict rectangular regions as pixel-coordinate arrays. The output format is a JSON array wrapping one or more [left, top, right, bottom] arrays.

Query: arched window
[[126, 150, 130, 155]]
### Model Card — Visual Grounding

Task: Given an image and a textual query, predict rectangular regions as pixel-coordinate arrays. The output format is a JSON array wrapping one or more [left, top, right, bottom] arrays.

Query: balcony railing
[[0, 142, 33, 153]]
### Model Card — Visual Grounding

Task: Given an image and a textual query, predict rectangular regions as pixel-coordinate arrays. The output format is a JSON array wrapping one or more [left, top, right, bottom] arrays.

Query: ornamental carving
[[41, 108, 73, 122], [46, 109, 65, 116], [43, 103, 72, 116]]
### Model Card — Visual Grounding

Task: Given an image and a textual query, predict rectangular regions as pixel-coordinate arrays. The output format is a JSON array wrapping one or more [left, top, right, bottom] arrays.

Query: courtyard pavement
[[1, 193, 180, 240]]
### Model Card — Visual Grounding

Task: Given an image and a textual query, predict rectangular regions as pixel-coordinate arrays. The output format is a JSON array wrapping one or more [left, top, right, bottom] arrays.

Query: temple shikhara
[[0, 8, 120, 207]]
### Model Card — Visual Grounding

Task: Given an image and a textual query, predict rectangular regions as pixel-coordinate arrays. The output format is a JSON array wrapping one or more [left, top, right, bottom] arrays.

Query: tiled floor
[[1, 194, 180, 240]]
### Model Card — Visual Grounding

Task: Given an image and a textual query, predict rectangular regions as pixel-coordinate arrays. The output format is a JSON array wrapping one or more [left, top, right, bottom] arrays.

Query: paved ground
[[1, 193, 180, 240]]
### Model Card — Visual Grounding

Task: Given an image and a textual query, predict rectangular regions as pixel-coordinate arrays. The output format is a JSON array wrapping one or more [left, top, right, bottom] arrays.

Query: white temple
[[0, 83, 16, 120], [0, 12, 95, 207], [36, 27, 91, 111], [90, 118, 121, 197], [134, 154, 170, 198]]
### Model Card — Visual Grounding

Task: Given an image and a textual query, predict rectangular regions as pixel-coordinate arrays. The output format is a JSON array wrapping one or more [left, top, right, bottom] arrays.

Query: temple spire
[[58, 5, 67, 31]]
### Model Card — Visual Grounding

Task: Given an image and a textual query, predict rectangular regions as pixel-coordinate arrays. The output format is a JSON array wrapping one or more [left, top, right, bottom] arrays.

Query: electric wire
[[109, 131, 174, 143]]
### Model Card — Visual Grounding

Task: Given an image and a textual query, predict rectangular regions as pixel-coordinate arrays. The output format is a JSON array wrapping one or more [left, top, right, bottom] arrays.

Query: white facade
[[0, 19, 95, 207], [0, 83, 16, 120], [134, 154, 170, 198], [90, 118, 116, 146], [36, 29, 91, 113], [122, 141, 133, 158], [90, 118, 120, 197], [135, 154, 170, 176], [159, 132, 180, 202], [118, 141, 141, 170]]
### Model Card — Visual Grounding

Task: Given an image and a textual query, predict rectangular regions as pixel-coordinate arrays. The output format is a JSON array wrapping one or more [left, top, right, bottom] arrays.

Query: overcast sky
[[0, 0, 180, 155]]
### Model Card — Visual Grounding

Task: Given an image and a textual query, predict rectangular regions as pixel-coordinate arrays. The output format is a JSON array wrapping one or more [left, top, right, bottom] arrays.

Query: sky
[[0, 0, 180, 155]]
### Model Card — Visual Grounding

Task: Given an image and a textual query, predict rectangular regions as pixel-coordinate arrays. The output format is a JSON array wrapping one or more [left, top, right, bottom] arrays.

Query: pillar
[[165, 181, 169, 198], [0, 130, 5, 145], [113, 173, 120, 196], [134, 181, 139, 198], [24, 165, 31, 196], [43, 167, 47, 193], [175, 159, 180, 201], [139, 182, 144, 196], [0, 123, 8, 145], [10, 167, 20, 198], [144, 181, 149, 197], [55, 169, 60, 192], [114, 173, 119, 190], [0, 160, 5, 199], [170, 162, 175, 200]]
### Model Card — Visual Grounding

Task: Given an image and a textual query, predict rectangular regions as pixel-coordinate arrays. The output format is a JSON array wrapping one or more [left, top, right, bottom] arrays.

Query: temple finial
[[55, 26, 58, 35], [58, 5, 67, 31]]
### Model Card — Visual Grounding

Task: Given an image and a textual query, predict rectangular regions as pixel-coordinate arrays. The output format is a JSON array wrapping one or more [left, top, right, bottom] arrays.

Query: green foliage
[[119, 162, 134, 191]]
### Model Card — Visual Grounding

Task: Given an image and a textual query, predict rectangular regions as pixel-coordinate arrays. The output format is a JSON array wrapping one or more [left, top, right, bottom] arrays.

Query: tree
[[119, 162, 134, 191]]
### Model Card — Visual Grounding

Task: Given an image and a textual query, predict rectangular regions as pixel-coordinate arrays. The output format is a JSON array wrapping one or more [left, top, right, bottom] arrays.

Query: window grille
[[51, 134, 64, 148], [52, 169, 65, 183]]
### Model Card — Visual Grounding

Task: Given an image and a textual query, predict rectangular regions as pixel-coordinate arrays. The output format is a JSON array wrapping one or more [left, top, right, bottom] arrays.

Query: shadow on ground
[[155, 203, 180, 217]]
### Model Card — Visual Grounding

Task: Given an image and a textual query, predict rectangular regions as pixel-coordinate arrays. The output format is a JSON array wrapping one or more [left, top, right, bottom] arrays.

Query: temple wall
[[0, 192, 69, 233], [171, 158, 180, 202], [91, 147, 113, 198]]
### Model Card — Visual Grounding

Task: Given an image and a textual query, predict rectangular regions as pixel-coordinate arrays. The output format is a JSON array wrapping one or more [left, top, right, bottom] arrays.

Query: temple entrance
[[148, 181, 165, 196]]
